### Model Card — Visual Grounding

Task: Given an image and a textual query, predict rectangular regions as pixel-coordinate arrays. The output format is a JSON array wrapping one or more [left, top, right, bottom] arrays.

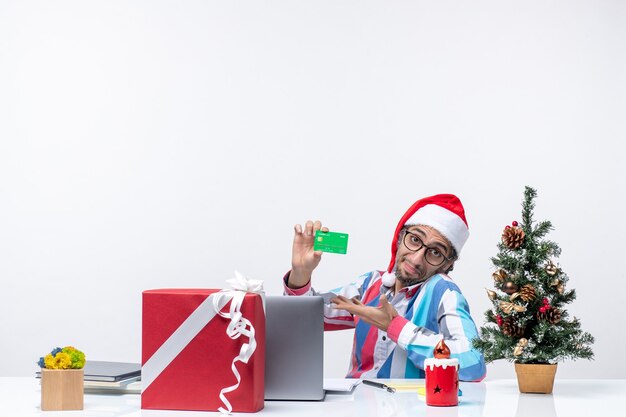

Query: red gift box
[[142, 289, 265, 412]]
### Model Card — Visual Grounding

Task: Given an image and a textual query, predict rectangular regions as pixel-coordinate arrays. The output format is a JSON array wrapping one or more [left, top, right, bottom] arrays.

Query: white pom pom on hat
[[381, 271, 396, 287]]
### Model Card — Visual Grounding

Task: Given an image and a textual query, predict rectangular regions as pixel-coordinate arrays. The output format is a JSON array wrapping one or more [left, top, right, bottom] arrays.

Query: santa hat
[[386, 194, 469, 273]]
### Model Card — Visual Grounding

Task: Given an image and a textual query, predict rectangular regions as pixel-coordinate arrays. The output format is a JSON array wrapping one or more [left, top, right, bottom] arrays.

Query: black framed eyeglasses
[[402, 231, 454, 266]]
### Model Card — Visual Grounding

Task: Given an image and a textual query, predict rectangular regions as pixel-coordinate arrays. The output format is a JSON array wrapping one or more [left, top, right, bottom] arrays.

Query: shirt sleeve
[[386, 288, 486, 381], [282, 270, 376, 331]]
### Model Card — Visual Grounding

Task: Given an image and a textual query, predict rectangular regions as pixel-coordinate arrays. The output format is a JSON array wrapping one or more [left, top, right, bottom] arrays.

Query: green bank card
[[314, 230, 349, 254]]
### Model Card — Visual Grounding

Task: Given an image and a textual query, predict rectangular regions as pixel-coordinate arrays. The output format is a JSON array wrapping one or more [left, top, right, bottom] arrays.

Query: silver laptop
[[264, 295, 325, 401]]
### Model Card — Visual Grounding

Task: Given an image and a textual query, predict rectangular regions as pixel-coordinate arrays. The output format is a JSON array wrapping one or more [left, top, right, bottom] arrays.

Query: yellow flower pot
[[41, 368, 84, 411], [514, 362, 558, 394]]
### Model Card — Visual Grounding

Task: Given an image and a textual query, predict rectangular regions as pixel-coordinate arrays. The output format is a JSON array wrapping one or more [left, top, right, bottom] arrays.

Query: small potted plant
[[473, 187, 594, 393], [38, 346, 86, 411]]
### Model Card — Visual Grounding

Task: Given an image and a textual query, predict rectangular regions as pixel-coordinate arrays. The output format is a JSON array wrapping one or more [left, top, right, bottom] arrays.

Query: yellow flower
[[53, 352, 72, 369], [44, 352, 72, 369], [43, 354, 55, 369]]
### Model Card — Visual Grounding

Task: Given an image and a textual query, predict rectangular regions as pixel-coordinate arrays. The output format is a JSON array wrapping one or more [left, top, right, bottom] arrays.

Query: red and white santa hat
[[386, 194, 469, 273]]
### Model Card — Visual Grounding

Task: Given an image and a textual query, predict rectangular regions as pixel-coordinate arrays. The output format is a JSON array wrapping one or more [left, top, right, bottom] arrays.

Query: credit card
[[314, 230, 349, 254]]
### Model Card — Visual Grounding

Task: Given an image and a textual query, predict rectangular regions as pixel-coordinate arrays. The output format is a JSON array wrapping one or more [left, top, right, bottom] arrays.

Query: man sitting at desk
[[283, 194, 486, 381]]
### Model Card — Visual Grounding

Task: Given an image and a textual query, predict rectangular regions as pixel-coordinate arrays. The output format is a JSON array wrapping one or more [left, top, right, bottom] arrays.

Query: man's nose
[[407, 248, 427, 264]]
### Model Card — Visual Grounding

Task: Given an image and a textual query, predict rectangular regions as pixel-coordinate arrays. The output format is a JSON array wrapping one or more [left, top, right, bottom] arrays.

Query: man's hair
[[397, 225, 458, 273]]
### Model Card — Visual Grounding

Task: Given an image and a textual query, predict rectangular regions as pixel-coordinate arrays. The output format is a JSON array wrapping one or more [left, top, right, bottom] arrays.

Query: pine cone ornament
[[519, 284, 537, 302], [501, 317, 525, 337], [502, 226, 525, 250], [537, 307, 561, 324], [547, 308, 561, 324]]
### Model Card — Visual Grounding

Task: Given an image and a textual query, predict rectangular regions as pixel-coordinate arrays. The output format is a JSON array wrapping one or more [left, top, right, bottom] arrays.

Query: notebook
[[264, 295, 325, 401]]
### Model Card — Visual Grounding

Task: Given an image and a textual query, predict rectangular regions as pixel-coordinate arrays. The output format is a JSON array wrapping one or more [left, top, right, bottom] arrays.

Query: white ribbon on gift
[[142, 271, 264, 414], [211, 271, 264, 414]]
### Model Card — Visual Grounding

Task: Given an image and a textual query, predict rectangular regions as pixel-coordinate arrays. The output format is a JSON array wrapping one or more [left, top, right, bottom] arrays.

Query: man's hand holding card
[[289, 220, 349, 289]]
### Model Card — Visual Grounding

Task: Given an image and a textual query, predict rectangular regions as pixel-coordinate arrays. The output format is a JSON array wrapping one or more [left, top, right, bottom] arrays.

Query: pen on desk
[[362, 380, 396, 393]]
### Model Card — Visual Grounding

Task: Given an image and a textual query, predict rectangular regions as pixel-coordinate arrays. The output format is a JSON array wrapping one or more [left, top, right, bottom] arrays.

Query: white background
[[1, 1, 624, 380]]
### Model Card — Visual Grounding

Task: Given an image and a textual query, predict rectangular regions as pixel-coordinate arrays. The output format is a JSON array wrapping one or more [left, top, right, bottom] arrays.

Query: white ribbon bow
[[212, 271, 264, 414], [225, 270, 264, 293]]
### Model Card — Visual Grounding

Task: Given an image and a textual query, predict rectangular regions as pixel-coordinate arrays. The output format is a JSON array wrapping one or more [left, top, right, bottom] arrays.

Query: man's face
[[394, 225, 455, 287]]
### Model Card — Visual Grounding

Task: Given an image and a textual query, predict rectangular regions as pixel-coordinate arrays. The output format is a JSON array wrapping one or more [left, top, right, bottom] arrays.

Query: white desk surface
[[1, 377, 623, 417]]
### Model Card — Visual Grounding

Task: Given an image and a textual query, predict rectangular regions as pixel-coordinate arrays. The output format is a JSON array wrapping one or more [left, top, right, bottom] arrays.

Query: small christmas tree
[[473, 186, 594, 364]]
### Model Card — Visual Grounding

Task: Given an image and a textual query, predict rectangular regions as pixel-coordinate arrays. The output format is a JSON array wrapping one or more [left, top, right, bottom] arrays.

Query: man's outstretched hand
[[331, 295, 399, 332], [288, 220, 328, 288]]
